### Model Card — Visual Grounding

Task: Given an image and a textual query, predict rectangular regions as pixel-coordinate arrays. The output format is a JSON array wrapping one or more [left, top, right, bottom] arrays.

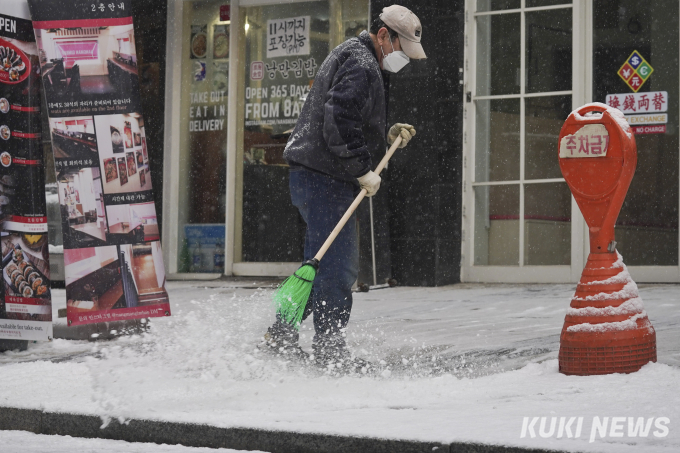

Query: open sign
[[558, 102, 637, 254]]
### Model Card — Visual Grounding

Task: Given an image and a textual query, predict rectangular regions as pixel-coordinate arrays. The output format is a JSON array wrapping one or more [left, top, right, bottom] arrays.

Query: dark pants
[[289, 166, 359, 341]]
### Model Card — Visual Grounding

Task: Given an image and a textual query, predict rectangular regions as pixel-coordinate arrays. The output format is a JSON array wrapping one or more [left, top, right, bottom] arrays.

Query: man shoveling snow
[[263, 5, 427, 373]]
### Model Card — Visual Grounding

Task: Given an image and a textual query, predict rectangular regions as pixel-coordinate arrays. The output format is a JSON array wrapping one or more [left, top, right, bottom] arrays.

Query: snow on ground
[[0, 430, 266, 453], [0, 281, 678, 453]]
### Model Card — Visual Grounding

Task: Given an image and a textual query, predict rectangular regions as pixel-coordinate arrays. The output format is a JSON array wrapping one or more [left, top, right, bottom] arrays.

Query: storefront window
[[473, 3, 572, 267], [176, 0, 231, 272], [595, 1, 679, 266], [234, 0, 368, 263]]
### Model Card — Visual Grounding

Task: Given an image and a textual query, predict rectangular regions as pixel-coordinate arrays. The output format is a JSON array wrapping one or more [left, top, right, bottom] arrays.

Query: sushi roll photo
[[18, 281, 28, 293], [13, 274, 25, 287], [31, 278, 43, 291], [9, 269, 21, 282], [23, 265, 35, 278]]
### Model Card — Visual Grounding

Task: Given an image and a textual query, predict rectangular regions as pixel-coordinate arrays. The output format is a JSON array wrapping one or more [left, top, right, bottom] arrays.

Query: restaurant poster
[[0, 2, 53, 341], [27, 0, 171, 326]]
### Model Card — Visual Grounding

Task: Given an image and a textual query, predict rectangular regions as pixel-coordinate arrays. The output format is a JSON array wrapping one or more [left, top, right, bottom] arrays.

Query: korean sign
[[559, 124, 609, 159], [28, 0, 171, 326], [267, 16, 310, 58]]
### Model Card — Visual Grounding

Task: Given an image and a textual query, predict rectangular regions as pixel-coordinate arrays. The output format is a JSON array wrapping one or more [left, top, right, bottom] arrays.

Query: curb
[[0, 406, 571, 453]]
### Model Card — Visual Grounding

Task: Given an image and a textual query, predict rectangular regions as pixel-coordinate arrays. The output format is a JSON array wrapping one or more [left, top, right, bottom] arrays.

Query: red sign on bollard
[[557, 102, 656, 376]]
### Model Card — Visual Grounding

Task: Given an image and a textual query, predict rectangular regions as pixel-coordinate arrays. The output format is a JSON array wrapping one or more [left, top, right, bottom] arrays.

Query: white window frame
[[462, 0, 680, 283], [461, 0, 585, 283]]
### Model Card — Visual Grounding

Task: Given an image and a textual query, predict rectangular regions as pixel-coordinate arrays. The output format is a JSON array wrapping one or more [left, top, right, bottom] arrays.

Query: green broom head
[[273, 259, 319, 329]]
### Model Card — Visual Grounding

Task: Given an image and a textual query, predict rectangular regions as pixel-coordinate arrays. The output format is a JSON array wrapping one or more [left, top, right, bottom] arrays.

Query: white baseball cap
[[379, 5, 426, 59]]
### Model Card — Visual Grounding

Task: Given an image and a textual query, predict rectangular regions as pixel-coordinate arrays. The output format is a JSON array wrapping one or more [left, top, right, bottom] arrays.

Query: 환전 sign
[[606, 91, 667, 114]]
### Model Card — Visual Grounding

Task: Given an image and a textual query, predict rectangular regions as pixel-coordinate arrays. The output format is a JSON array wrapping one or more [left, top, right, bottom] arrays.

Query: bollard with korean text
[[557, 102, 656, 376]]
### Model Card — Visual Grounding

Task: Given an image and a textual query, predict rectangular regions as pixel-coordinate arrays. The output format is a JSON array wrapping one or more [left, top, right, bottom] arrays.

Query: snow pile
[[567, 297, 645, 317], [569, 253, 650, 332], [570, 102, 632, 138], [593, 251, 625, 270], [584, 268, 631, 285], [575, 280, 639, 301], [566, 311, 648, 333], [45, 193, 59, 205], [49, 244, 64, 254], [612, 250, 625, 268]]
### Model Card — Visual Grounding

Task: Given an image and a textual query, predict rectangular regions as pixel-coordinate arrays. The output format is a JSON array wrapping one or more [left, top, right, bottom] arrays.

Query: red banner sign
[[632, 125, 666, 135], [8, 215, 48, 224], [55, 40, 98, 67]]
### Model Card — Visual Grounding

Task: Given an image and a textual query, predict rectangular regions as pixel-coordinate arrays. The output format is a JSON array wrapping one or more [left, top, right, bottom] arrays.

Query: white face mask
[[381, 36, 410, 73]]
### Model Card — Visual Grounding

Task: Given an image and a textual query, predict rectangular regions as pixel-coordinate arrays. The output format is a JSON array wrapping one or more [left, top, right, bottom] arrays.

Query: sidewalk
[[0, 280, 678, 452]]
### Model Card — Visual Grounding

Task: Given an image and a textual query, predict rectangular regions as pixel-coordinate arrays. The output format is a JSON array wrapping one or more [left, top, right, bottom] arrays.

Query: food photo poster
[[0, 1, 53, 341], [25, 0, 171, 327]]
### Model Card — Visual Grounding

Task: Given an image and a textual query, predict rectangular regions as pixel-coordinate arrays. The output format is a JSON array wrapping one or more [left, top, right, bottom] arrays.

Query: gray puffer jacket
[[283, 31, 386, 182]]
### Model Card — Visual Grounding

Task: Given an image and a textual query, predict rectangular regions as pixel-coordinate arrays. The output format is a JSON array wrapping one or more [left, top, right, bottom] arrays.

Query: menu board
[[28, 0, 170, 326], [0, 5, 52, 341]]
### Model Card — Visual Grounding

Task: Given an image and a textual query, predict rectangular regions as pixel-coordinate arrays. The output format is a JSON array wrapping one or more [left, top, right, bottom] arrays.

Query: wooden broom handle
[[313, 135, 403, 261]]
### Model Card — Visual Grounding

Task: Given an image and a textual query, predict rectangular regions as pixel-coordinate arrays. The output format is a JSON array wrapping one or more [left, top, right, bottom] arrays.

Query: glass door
[[174, 0, 231, 274], [594, 1, 679, 277], [231, 0, 368, 274], [465, 0, 576, 281]]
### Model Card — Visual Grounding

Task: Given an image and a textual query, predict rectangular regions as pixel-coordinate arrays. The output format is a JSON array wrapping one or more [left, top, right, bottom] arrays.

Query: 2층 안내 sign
[[27, 0, 171, 327]]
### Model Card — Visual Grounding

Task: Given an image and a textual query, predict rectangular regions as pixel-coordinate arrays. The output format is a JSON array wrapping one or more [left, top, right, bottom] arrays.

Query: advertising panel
[[0, 4, 52, 341], [27, 0, 170, 326]]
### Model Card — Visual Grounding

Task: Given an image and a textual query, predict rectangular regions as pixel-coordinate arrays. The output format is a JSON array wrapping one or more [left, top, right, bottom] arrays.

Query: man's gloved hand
[[357, 170, 381, 197], [387, 123, 416, 148]]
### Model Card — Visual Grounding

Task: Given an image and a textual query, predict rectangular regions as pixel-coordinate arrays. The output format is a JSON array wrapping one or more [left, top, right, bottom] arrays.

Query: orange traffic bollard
[[557, 102, 656, 376]]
